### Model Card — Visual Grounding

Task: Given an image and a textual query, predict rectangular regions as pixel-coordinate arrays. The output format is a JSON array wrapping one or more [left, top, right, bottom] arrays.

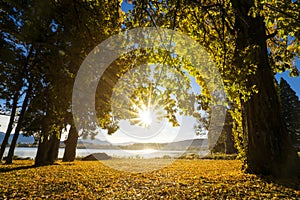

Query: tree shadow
[[259, 175, 300, 191], [0, 164, 36, 173], [0, 160, 62, 173]]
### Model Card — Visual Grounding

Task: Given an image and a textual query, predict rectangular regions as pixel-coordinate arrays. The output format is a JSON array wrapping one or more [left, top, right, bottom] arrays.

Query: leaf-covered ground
[[0, 159, 299, 199]]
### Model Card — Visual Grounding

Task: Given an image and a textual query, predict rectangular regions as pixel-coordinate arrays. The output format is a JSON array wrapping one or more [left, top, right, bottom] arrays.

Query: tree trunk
[[224, 111, 237, 154], [35, 112, 61, 166], [211, 110, 237, 154], [225, 130, 236, 154], [211, 133, 225, 153], [35, 133, 51, 166], [0, 92, 18, 161], [47, 132, 60, 164], [35, 132, 61, 166], [5, 88, 30, 164], [62, 125, 78, 162], [232, 0, 300, 178]]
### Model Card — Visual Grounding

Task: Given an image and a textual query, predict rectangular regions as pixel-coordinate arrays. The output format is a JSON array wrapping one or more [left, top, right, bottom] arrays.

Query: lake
[[4, 147, 208, 159]]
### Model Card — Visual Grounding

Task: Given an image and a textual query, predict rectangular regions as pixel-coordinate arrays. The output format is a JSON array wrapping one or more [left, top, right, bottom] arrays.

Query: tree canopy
[[0, 0, 299, 178]]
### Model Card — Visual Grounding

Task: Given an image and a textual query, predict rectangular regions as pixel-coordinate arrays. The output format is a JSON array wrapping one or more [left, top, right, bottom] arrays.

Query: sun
[[138, 107, 152, 127], [126, 84, 167, 128]]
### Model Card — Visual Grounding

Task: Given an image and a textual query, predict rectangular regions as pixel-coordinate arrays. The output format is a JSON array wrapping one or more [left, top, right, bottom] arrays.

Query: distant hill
[[165, 139, 208, 149], [0, 130, 207, 151], [0, 132, 35, 145], [119, 139, 208, 150], [77, 138, 111, 146]]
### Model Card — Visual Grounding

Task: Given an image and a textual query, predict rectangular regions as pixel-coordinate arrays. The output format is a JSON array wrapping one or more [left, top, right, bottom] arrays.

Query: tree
[[59, 0, 124, 162], [211, 108, 237, 154], [0, 1, 30, 162], [0, 0, 69, 164], [230, 0, 299, 178], [5, 84, 31, 164], [128, 0, 300, 177], [1, 0, 125, 164], [279, 78, 300, 145]]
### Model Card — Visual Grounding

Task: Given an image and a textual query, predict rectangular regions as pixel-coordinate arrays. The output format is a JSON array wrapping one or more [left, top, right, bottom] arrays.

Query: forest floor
[[0, 159, 299, 199]]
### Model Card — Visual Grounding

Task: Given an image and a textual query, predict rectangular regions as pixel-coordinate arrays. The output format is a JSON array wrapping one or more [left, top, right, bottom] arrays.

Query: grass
[[0, 159, 299, 199]]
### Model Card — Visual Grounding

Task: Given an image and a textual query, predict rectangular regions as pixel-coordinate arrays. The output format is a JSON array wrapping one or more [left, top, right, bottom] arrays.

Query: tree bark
[[225, 131, 236, 154], [62, 125, 78, 162], [223, 110, 237, 154], [35, 132, 61, 166], [0, 92, 18, 161], [35, 111, 61, 166], [211, 110, 237, 154], [5, 88, 30, 164], [47, 132, 60, 164], [35, 132, 50, 166], [232, 0, 300, 178]]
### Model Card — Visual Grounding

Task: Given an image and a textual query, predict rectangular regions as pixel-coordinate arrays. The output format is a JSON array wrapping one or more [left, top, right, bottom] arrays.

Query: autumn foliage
[[0, 159, 299, 199]]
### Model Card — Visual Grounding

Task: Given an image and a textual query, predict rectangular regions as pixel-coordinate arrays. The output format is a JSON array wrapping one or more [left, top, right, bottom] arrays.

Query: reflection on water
[[4, 147, 205, 159], [140, 148, 157, 154]]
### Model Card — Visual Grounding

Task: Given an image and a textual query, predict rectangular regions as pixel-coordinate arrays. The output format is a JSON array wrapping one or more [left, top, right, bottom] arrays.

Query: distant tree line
[[279, 78, 300, 146]]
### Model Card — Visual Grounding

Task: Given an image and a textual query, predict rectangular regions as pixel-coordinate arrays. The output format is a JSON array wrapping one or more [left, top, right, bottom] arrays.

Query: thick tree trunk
[[211, 109, 237, 154], [35, 132, 61, 166], [35, 113, 61, 166], [232, 0, 300, 178], [225, 130, 236, 154], [224, 111, 237, 154], [212, 138, 225, 153], [35, 133, 51, 166], [0, 93, 18, 161], [47, 133, 60, 164], [62, 125, 78, 162], [5, 88, 30, 164]]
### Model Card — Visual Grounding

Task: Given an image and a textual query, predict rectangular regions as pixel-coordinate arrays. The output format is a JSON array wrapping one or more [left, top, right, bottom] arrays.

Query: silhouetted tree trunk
[[208, 105, 226, 153], [211, 108, 237, 154], [232, 0, 300, 178], [224, 111, 237, 154], [35, 132, 61, 166], [35, 131, 50, 166], [62, 125, 78, 162], [0, 93, 18, 161], [35, 112, 61, 166], [47, 133, 60, 164], [225, 131, 236, 154], [5, 87, 31, 164]]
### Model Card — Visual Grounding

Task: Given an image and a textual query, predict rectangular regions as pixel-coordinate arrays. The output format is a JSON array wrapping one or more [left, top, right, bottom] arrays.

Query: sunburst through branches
[[127, 86, 166, 129]]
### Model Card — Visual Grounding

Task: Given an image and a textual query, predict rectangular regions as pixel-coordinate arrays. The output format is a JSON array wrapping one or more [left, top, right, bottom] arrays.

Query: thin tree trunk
[[62, 125, 78, 162], [232, 0, 300, 178], [5, 87, 31, 164], [0, 92, 19, 161]]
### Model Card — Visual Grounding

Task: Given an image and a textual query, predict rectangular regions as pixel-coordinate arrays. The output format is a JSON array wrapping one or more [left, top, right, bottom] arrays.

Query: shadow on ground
[[0, 164, 36, 173]]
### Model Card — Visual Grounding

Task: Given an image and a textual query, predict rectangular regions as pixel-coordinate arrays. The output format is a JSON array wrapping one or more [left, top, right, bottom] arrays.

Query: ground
[[0, 159, 299, 199]]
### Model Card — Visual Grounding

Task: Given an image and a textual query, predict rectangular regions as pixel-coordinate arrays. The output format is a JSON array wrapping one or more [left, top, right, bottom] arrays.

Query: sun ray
[[112, 83, 169, 129]]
